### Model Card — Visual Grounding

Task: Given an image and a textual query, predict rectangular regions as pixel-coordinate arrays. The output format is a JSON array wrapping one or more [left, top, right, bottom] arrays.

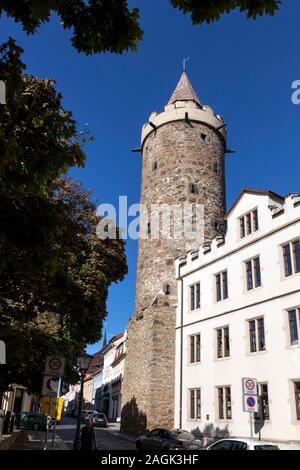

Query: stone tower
[[121, 71, 227, 434]]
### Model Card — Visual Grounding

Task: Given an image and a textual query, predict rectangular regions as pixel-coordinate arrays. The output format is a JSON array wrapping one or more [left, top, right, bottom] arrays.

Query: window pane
[[218, 388, 224, 419], [190, 390, 195, 419], [288, 310, 299, 345], [246, 261, 253, 290], [294, 382, 300, 420], [240, 217, 245, 238], [191, 285, 195, 310], [190, 336, 195, 363], [257, 318, 265, 351], [246, 213, 252, 235], [196, 334, 201, 362], [225, 387, 232, 419], [217, 329, 223, 358], [223, 271, 228, 299], [216, 274, 222, 301], [196, 283, 200, 309], [283, 244, 292, 276], [261, 384, 270, 420], [253, 209, 259, 232], [224, 327, 230, 357], [254, 257, 261, 287], [196, 389, 201, 419], [293, 240, 300, 273], [249, 320, 257, 352]]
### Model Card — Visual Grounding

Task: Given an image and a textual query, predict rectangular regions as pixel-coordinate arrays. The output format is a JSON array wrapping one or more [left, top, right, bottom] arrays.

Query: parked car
[[204, 439, 280, 451], [91, 412, 108, 427], [20, 412, 52, 431], [136, 428, 201, 450], [81, 409, 95, 423]]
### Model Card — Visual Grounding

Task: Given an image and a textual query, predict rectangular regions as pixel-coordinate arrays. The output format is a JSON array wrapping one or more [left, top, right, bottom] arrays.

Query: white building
[[101, 331, 126, 421], [174, 188, 300, 444]]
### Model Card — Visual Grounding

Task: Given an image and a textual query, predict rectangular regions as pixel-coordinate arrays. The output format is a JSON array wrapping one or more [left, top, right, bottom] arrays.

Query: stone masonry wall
[[121, 119, 226, 434]]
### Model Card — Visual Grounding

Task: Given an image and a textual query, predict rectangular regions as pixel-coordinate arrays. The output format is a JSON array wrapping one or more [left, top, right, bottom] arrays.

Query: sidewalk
[[10, 430, 69, 450]]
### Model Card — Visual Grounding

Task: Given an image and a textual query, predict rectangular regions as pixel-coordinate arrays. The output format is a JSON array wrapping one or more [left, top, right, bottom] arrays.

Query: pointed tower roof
[[167, 71, 202, 107]]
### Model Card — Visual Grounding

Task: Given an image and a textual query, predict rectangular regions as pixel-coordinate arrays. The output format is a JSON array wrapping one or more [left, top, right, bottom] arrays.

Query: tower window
[[214, 221, 220, 231], [163, 284, 171, 295], [147, 222, 151, 235], [201, 133, 207, 141], [152, 161, 158, 171], [213, 163, 218, 174], [188, 183, 197, 194]]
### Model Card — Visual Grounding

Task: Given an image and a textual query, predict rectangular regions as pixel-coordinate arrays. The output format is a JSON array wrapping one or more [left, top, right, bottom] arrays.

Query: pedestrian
[[80, 417, 97, 450]]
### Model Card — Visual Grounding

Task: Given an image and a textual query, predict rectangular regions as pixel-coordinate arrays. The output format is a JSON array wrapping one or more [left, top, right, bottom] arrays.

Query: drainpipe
[[177, 258, 186, 429]]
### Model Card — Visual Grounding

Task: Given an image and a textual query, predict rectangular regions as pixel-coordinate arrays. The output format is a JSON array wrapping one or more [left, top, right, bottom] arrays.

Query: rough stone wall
[[121, 119, 226, 434]]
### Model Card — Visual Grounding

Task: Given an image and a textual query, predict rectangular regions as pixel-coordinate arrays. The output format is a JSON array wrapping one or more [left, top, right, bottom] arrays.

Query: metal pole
[[51, 376, 62, 448], [250, 411, 254, 438], [73, 373, 84, 450], [44, 396, 53, 451]]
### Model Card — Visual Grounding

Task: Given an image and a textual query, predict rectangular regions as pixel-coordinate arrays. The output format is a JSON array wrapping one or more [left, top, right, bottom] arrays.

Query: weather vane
[[183, 57, 190, 72]]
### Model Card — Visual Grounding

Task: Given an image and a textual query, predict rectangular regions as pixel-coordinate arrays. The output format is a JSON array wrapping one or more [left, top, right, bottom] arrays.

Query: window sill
[[246, 350, 267, 357], [214, 356, 231, 362]]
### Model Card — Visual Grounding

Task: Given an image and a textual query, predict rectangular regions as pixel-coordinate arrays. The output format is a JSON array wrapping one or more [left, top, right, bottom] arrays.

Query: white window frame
[[215, 270, 228, 302], [190, 282, 201, 311], [189, 333, 201, 364], [190, 388, 201, 420], [216, 326, 230, 359], [239, 208, 259, 239]]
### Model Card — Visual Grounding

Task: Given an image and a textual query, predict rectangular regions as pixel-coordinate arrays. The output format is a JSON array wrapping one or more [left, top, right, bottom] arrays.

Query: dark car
[[136, 428, 201, 450], [91, 412, 108, 427], [20, 412, 52, 431]]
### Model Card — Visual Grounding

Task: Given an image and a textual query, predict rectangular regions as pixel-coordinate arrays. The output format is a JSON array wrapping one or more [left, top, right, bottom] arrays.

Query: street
[[56, 417, 136, 450]]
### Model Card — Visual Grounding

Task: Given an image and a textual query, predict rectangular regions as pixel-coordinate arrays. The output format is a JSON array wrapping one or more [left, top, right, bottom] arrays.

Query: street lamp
[[73, 352, 92, 450]]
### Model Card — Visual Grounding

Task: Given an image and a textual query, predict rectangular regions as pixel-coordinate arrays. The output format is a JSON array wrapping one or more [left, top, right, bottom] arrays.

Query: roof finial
[[183, 57, 190, 72]]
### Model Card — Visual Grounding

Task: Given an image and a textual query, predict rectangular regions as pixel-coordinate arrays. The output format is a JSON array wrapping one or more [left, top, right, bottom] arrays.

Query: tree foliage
[[0, 40, 127, 394], [170, 0, 281, 24], [0, 1, 281, 55]]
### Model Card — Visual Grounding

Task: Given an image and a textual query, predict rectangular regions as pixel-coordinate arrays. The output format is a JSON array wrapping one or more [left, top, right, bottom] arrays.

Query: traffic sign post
[[242, 377, 258, 439], [44, 356, 66, 377]]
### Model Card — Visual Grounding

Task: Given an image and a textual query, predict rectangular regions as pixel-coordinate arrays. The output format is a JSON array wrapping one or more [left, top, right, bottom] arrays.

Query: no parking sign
[[243, 395, 258, 412]]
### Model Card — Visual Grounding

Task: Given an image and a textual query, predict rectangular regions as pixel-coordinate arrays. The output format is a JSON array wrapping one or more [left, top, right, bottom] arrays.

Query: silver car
[[205, 438, 280, 450]]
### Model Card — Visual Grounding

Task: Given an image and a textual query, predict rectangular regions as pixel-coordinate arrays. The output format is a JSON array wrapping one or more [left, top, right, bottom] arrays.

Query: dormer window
[[239, 209, 259, 238]]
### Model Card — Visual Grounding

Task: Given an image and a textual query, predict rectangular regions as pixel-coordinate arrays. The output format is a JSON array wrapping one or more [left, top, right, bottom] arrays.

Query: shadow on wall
[[120, 397, 147, 436], [192, 423, 230, 440]]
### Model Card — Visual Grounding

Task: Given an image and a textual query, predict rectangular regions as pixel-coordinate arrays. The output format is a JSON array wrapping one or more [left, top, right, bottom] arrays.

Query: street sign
[[242, 377, 258, 396], [42, 375, 61, 396], [44, 356, 66, 376], [243, 394, 258, 413]]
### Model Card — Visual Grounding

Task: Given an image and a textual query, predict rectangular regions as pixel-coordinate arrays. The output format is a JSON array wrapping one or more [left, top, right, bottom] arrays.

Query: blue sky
[[1, 1, 299, 353]]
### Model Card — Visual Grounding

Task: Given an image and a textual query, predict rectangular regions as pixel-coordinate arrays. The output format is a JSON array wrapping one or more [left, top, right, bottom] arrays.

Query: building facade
[[175, 188, 300, 443], [122, 71, 227, 434]]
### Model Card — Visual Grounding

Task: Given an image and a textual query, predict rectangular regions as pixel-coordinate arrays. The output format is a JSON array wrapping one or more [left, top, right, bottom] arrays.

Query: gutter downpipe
[[177, 258, 186, 429]]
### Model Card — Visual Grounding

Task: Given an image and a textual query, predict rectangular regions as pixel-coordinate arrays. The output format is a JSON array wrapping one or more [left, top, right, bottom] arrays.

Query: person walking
[[80, 417, 97, 450]]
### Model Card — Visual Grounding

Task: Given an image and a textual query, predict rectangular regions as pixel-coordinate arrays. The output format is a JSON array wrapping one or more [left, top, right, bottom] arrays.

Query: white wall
[[175, 192, 300, 442]]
